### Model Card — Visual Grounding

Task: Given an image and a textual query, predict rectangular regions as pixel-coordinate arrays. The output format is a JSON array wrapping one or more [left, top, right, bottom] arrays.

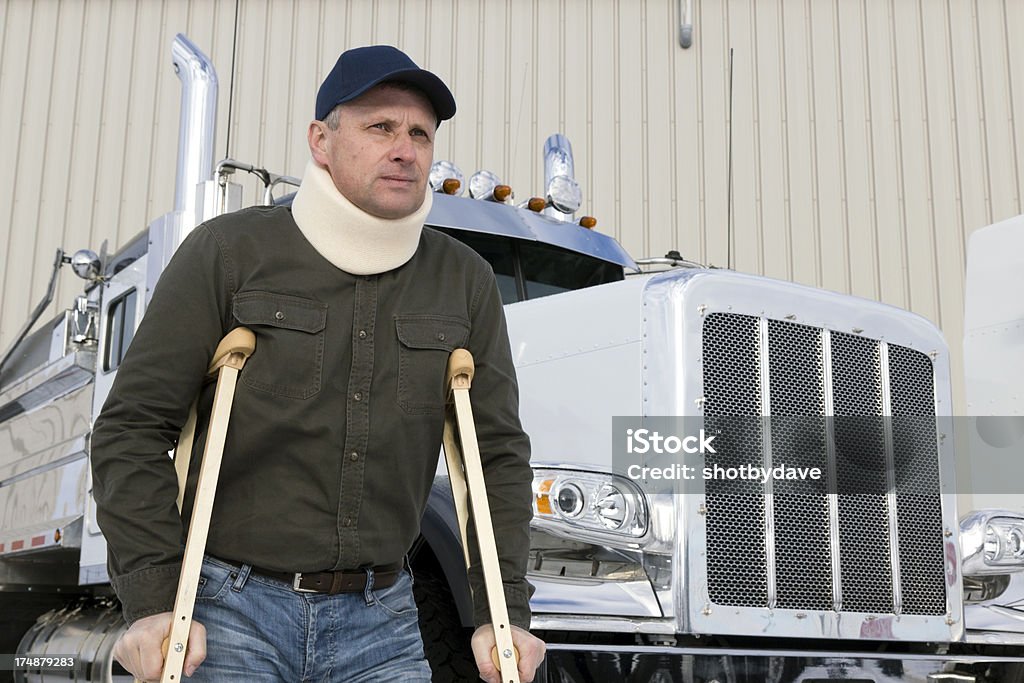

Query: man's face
[[308, 84, 436, 219]]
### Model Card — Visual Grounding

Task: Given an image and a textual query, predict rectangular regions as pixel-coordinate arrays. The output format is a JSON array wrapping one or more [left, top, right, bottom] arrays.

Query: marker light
[[534, 478, 554, 516], [526, 197, 546, 212], [579, 216, 597, 229], [493, 185, 512, 202], [429, 161, 464, 195]]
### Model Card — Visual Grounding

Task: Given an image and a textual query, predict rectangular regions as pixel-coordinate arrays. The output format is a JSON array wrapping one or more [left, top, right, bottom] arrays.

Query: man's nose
[[389, 134, 416, 163]]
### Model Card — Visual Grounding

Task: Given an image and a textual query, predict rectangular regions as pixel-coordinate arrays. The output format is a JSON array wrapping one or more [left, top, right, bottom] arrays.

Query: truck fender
[[418, 480, 475, 628]]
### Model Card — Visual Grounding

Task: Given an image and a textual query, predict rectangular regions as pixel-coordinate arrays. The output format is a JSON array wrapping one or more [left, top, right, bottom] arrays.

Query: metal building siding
[[0, 0, 239, 344], [2, 0, 1024, 413]]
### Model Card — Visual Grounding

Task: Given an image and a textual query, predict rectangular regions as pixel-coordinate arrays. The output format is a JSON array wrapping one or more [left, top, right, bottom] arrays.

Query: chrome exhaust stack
[[145, 34, 219, 302], [171, 33, 218, 227]]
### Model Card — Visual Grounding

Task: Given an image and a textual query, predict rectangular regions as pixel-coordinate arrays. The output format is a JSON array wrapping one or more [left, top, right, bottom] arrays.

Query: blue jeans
[[189, 556, 432, 682]]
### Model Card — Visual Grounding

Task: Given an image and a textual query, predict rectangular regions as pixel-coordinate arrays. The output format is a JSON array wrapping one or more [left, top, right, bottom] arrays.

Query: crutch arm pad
[[446, 348, 475, 391], [207, 327, 256, 375]]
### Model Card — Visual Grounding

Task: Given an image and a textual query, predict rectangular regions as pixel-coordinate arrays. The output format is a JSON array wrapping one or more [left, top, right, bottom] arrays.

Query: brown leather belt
[[251, 561, 404, 595]]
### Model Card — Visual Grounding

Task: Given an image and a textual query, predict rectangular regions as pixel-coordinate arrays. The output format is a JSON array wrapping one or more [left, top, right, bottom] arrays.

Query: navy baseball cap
[[315, 45, 456, 124]]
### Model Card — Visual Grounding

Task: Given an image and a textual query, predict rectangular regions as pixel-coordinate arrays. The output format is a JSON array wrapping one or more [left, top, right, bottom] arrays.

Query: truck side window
[[104, 289, 137, 372], [520, 241, 624, 299], [434, 229, 520, 304], [435, 226, 624, 302]]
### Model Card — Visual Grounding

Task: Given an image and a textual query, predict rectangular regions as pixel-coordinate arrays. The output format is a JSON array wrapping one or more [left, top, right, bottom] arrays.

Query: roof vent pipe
[[171, 33, 218, 226]]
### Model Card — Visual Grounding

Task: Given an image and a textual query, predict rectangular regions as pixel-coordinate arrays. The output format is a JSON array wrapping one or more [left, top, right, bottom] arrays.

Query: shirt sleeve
[[90, 224, 233, 625], [463, 269, 535, 630]]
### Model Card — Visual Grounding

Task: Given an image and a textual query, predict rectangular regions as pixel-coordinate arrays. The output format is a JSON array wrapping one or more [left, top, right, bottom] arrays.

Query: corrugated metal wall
[[2, 0, 1024, 411]]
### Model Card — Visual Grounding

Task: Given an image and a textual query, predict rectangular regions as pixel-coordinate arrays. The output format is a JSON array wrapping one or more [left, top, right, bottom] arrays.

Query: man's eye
[[371, 123, 389, 131]]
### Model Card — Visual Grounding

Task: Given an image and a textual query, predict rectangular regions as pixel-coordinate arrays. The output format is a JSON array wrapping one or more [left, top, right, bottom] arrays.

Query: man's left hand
[[471, 623, 545, 683]]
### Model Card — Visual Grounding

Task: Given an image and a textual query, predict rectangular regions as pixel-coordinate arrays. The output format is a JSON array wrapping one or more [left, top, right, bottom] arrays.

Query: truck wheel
[[414, 570, 478, 682]]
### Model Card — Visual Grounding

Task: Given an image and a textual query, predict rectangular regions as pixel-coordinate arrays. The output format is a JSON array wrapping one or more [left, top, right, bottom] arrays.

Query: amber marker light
[[535, 494, 553, 516], [493, 185, 512, 202], [579, 216, 597, 229], [442, 178, 461, 195], [534, 478, 555, 516], [527, 197, 547, 212]]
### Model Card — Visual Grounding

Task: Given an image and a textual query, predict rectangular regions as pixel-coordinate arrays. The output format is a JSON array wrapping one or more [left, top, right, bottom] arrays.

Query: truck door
[[80, 258, 147, 583]]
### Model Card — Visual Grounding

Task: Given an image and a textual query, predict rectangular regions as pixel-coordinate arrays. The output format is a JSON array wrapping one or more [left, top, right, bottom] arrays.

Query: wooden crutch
[[139, 327, 255, 683], [442, 349, 521, 683]]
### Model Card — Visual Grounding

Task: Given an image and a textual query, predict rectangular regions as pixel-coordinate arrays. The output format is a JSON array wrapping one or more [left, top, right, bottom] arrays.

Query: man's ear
[[307, 121, 330, 166]]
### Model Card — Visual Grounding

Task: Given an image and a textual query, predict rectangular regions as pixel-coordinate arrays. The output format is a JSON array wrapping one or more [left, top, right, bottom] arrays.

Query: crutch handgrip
[[446, 348, 475, 391], [492, 643, 520, 670]]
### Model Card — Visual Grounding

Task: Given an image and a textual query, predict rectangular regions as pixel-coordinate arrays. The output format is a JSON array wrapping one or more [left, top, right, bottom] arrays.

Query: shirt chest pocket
[[396, 314, 470, 415], [233, 291, 328, 399]]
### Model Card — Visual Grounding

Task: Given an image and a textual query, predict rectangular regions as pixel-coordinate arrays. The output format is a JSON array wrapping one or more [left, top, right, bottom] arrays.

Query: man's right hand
[[114, 612, 207, 681]]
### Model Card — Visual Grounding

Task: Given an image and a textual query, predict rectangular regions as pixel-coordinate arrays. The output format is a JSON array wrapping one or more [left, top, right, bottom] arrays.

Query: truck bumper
[[544, 643, 1024, 683]]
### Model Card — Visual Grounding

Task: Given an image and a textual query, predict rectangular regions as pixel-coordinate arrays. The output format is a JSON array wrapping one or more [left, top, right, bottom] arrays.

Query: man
[[91, 45, 545, 682]]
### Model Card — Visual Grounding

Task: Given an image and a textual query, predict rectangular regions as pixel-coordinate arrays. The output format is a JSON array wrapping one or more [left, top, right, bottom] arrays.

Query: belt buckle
[[292, 572, 318, 593]]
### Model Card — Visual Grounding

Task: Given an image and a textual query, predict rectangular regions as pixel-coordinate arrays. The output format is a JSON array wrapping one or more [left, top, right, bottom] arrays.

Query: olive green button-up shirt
[[91, 205, 534, 628]]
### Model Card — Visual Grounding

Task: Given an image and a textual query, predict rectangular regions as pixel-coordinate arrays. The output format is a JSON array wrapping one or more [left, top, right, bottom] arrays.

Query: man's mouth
[[380, 175, 416, 184]]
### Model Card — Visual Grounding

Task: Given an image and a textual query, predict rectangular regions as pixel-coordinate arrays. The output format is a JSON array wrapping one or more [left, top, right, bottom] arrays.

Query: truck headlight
[[961, 510, 1024, 576], [532, 469, 647, 546], [985, 519, 1024, 564], [545, 175, 582, 214], [469, 170, 512, 202]]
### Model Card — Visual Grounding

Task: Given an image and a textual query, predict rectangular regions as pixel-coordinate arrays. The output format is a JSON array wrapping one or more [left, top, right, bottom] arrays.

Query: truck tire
[[414, 569, 478, 682]]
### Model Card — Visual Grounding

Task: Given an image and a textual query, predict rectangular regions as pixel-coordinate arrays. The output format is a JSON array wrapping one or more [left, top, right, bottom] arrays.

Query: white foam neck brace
[[291, 160, 432, 275]]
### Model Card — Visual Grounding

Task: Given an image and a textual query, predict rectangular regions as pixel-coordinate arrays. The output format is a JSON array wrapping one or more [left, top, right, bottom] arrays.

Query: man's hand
[[471, 623, 545, 683], [114, 612, 206, 681]]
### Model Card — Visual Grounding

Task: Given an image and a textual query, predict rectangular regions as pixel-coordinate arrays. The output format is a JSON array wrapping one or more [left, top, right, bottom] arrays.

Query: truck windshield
[[434, 226, 623, 304]]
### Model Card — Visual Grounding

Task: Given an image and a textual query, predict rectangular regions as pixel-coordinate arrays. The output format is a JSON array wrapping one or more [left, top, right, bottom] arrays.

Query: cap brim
[[337, 67, 456, 123]]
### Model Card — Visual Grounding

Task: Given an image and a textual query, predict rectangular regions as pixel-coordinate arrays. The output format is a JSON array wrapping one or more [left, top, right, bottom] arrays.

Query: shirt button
[[353, 392, 363, 401], [343, 517, 352, 527], [275, 311, 285, 321], [350, 451, 359, 461], [358, 330, 367, 339], [437, 332, 446, 342]]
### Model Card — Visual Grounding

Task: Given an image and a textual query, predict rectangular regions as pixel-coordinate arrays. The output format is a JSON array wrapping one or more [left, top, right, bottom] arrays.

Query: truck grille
[[701, 313, 946, 616]]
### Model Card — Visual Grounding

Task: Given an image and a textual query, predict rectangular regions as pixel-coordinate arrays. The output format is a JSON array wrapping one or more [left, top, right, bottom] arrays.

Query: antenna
[[727, 47, 734, 270], [225, 0, 240, 159]]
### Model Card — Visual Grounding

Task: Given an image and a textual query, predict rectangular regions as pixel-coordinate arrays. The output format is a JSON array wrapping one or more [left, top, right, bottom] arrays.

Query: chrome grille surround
[[639, 269, 960, 642]]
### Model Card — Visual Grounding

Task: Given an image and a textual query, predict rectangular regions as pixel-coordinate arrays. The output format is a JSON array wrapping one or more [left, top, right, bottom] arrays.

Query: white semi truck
[[3, 35, 1024, 683]]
